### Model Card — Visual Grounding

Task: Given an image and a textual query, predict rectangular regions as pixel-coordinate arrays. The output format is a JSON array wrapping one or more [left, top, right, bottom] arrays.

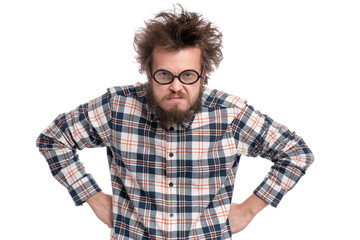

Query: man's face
[[147, 46, 204, 124]]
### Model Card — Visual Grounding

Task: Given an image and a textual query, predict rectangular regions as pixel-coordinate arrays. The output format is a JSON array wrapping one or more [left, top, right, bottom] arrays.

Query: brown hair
[[133, 5, 223, 84]]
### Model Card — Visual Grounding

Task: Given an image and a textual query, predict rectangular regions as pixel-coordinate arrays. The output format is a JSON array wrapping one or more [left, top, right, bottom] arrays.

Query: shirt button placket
[[166, 125, 177, 232], [168, 150, 175, 222]]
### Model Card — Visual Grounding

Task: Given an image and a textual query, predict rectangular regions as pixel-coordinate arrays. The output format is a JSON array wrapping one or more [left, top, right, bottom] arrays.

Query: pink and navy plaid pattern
[[37, 82, 314, 239]]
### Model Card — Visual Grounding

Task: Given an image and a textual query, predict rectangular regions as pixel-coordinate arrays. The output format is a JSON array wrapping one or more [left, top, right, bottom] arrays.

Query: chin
[[168, 104, 190, 112]]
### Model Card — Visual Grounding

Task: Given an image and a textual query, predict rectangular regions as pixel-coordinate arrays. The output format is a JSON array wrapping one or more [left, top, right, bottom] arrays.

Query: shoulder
[[107, 82, 147, 99], [105, 82, 149, 115], [202, 86, 247, 110]]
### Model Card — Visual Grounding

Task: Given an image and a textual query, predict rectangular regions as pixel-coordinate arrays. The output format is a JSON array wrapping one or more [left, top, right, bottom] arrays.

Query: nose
[[169, 77, 184, 92]]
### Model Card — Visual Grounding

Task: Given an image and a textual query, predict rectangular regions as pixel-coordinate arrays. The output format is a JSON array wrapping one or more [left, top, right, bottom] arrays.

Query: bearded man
[[37, 5, 314, 240]]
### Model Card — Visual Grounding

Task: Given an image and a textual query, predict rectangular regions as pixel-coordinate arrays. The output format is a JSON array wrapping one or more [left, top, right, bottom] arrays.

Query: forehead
[[151, 46, 202, 72]]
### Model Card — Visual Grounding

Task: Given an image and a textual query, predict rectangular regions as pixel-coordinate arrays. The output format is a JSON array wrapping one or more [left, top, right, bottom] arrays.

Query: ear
[[201, 70, 208, 85], [146, 63, 153, 81], [146, 68, 152, 82]]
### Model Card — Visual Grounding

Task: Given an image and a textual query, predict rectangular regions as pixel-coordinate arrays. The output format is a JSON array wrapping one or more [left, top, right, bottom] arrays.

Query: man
[[36, 5, 314, 240]]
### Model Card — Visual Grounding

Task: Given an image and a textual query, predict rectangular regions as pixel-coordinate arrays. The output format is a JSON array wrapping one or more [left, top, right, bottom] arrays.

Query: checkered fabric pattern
[[36, 82, 314, 240]]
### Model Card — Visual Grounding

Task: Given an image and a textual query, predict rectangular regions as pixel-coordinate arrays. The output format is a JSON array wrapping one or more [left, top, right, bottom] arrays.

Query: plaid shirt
[[36, 82, 314, 240]]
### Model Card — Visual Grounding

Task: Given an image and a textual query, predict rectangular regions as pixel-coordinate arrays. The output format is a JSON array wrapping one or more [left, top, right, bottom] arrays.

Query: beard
[[145, 82, 204, 126]]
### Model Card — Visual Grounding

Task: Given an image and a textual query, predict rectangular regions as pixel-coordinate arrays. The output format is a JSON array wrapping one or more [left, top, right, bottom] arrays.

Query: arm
[[36, 91, 112, 206], [233, 103, 314, 207], [230, 103, 314, 231], [86, 192, 113, 228], [228, 194, 268, 234]]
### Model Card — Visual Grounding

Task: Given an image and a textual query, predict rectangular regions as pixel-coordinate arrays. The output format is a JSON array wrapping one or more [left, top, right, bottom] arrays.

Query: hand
[[228, 202, 255, 234], [228, 194, 269, 234], [86, 192, 113, 228]]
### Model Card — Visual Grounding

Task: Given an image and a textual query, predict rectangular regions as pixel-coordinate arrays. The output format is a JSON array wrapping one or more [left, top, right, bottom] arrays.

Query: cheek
[[153, 86, 167, 101], [188, 86, 201, 101]]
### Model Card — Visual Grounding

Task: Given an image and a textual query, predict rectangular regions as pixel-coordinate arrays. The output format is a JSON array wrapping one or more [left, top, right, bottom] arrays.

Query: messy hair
[[133, 5, 223, 84]]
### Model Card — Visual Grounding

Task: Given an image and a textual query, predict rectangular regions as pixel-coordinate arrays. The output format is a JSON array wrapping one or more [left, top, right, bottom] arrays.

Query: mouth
[[167, 97, 184, 102], [168, 96, 183, 99], [166, 95, 185, 101]]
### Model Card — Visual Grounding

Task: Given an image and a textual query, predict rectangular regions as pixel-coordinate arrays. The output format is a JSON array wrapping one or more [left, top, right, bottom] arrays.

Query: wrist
[[244, 194, 269, 217], [86, 191, 104, 205]]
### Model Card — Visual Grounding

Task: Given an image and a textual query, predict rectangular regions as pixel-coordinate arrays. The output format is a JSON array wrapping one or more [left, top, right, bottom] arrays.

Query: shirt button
[[169, 153, 174, 157], [170, 213, 174, 218], [169, 182, 174, 187]]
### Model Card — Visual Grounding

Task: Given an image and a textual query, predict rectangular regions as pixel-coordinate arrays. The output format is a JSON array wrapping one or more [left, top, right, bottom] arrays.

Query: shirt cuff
[[253, 178, 286, 208], [67, 174, 102, 206]]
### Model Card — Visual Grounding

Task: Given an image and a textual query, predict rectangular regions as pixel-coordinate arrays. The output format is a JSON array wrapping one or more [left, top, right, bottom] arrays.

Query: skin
[[149, 46, 204, 115], [86, 46, 269, 233], [228, 194, 269, 234], [86, 192, 113, 228]]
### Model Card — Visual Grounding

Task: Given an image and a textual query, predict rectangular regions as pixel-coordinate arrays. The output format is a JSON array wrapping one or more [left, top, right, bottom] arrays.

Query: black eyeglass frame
[[150, 68, 204, 85]]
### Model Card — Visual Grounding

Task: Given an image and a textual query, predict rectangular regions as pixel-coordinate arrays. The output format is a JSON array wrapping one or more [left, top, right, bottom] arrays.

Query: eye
[[160, 71, 170, 76], [181, 70, 197, 80], [183, 73, 193, 77], [155, 70, 172, 78]]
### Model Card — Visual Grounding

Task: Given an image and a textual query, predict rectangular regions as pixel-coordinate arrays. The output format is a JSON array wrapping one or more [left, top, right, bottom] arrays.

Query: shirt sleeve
[[232, 103, 314, 207], [36, 91, 112, 206]]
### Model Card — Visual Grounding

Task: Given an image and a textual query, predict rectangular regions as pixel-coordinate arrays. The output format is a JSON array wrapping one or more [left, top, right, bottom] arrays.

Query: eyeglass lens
[[154, 70, 199, 84]]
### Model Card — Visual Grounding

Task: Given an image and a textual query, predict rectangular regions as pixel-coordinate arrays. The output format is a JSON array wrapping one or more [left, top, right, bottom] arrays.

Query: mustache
[[163, 92, 188, 100]]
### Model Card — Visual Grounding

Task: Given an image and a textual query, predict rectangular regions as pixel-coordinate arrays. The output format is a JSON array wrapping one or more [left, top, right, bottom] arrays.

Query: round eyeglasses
[[150, 69, 203, 85]]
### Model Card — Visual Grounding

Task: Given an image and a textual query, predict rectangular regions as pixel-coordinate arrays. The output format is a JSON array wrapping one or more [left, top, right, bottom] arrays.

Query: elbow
[[36, 132, 49, 150], [303, 146, 315, 173]]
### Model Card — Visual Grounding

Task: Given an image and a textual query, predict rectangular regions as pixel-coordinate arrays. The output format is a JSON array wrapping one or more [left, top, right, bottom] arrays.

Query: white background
[[1, 0, 359, 239]]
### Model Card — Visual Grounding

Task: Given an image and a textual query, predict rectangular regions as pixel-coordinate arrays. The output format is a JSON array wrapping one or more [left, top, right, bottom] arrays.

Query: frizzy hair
[[133, 5, 223, 84]]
